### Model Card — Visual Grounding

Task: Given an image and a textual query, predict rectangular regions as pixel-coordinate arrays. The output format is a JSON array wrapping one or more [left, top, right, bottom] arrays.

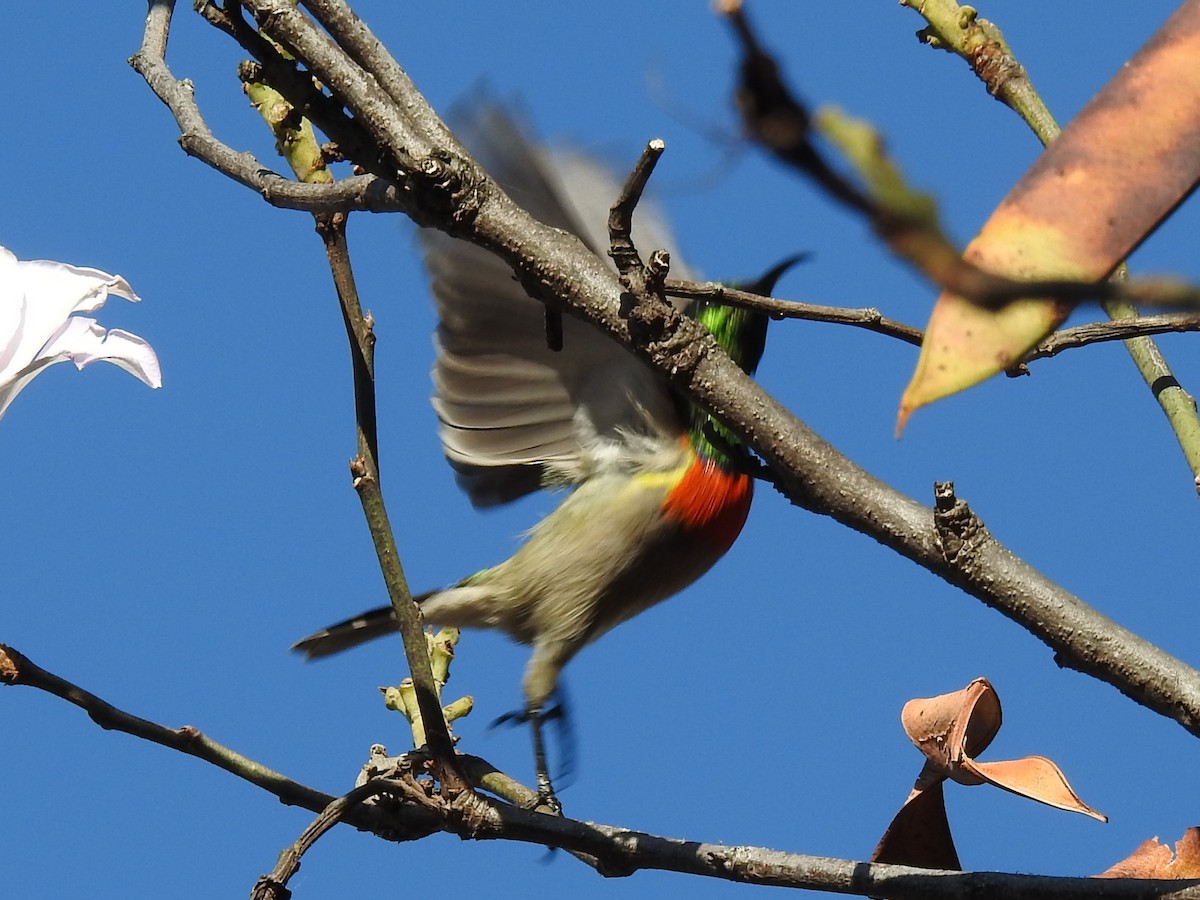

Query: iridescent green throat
[[686, 299, 769, 471]]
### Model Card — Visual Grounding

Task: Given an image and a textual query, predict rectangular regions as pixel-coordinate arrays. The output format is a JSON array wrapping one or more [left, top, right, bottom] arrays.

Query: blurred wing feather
[[423, 105, 691, 507]]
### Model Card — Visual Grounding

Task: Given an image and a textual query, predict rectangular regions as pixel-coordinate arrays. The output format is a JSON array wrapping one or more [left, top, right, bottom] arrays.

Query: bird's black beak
[[744, 253, 808, 297]]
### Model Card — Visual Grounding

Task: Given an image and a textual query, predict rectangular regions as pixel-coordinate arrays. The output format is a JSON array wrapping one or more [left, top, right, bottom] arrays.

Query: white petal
[[3, 257, 138, 376], [0, 246, 160, 422], [22, 260, 140, 308], [0, 318, 162, 420], [0, 248, 27, 376]]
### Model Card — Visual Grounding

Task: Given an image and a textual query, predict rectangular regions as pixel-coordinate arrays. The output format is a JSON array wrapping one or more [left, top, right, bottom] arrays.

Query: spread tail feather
[[292, 593, 433, 659]]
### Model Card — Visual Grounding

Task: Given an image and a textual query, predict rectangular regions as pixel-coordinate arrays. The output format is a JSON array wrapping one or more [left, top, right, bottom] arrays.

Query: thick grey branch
[[473, 798, 1200, 898], [299, 0, 456, 147]]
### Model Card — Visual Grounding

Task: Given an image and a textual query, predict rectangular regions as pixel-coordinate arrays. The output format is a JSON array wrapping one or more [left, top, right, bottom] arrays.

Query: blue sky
[[4, 2, 1199, 897]]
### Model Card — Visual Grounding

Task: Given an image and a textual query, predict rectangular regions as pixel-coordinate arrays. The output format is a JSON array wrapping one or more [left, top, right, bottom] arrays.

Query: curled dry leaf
[[872, 777, 960, 871], [1098, 828, 1200, 879], [902, 678, 1105, 819], [900, 676, 1001, 783], [874, 678, 1105, 870]]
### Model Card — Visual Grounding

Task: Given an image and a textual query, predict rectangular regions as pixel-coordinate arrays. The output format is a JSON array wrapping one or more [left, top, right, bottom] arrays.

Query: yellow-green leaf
[[900, 2, 1200, 431]]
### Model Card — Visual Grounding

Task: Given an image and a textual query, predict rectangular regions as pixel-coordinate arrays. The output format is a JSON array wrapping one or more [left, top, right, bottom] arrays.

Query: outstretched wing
[[423, 105, 691, 507]]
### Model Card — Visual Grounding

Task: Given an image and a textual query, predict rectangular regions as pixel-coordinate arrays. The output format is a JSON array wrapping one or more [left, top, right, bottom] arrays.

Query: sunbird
[[294, 107, 792, 809]]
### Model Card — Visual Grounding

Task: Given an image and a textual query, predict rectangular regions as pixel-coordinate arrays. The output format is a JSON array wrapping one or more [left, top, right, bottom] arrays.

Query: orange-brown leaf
[[878, 678, 1106, 870], [872, 778, 961, 870], [966, 756, 1106, 822], [899, 678, 1104, 818], [1098, 828, 1200, 879], [900, 677, 1001, 780]]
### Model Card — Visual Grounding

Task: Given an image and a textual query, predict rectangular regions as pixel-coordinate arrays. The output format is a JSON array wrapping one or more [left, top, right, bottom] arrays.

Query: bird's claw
[[490, 702, 564, 730], [533, 773, 563, 816], [492, 703, 567, 814]]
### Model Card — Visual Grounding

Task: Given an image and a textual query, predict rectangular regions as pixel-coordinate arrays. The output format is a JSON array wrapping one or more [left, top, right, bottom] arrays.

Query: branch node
[[412, 151, 484, 228], [0, 644, 18, 681], [446, 782, 496, 838], [608, 138, 666, 279], [646, 248, 671, 294], [932, 481, 989, 566]]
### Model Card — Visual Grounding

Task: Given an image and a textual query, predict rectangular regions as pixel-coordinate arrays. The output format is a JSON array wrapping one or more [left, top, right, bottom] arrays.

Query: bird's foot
[[492, 704, 568, 815], [489, 702, 564, 729], [532, 772, 563, 816]]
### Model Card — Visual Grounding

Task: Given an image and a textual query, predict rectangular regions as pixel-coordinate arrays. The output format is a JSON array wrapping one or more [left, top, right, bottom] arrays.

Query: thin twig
[[251, 779, 417, 900], [667, 279, 1200, 362], [0, 644, 428, 831], [665, 278, 924, 346], [1026, 313, 1200, 361], [317, 213, 467, 794]]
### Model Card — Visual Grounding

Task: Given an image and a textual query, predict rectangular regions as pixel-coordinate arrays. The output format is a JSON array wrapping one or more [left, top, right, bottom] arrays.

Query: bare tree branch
[[251, 779, 413, 900], [1025, 314, 1200, 362], [316, 213, 469, 795], [666, 278, 1200, 363], [126, 0, 1200, 741], [0, 644, 430, 834], [666, 277, 926, 345], [7, 642, 1200, 898]]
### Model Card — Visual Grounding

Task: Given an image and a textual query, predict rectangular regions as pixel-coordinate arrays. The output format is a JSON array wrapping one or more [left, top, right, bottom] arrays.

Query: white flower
[[0, 245, 161, 421]]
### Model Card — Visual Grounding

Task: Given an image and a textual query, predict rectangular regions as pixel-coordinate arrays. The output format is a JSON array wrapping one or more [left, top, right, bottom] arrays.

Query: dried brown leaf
[[967, 756, 1106, 822], [1098, 828, 1200, 879], [900, 677, 1000, 780], [899, 678, 1105, 817], [872, 778, 960, 870]]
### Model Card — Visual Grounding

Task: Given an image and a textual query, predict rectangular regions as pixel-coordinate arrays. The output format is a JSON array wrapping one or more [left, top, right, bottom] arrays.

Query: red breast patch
[[661, 454, 754, 553]]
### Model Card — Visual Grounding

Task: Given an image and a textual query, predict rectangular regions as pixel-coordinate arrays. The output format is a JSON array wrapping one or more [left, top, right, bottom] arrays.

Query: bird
[[294, 106, 792, 810]]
